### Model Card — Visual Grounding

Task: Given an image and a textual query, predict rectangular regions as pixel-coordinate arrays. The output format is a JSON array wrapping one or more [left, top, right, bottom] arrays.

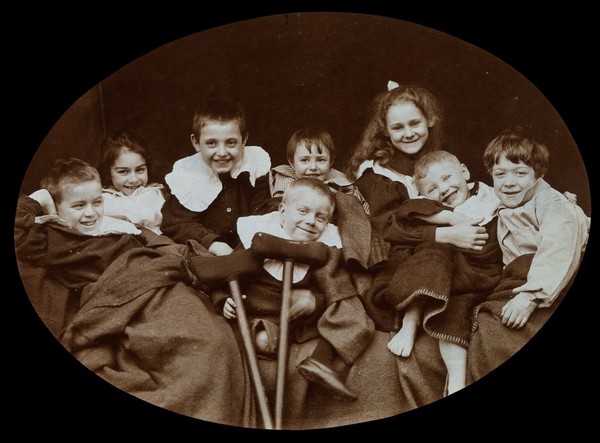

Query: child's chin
[[211, 161, 236, 175], [293, 234, 318, 242], [500, 195, 522, 208], [76, 224, 99, 235]]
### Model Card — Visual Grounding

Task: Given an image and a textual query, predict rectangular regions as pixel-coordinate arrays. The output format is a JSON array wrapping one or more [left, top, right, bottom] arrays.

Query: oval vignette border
[[10, 9, 595, 435]]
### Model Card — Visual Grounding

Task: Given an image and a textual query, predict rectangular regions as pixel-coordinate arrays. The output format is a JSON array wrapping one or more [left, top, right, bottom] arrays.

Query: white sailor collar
[[453, 182, 500, 226], [237, 211, 342, 282], [165, 146, 271, 212], [35, 214, 142, 236]]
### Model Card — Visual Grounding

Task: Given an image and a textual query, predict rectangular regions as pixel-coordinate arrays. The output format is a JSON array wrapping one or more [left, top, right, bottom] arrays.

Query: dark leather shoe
[[296, 357, 358, 402]]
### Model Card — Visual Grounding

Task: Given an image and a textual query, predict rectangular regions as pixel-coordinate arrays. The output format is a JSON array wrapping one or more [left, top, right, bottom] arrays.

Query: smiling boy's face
[[290, 142, 332, 181], [491, 154, 538, 208], [56, 179, 104, 235], [279, 187, 333, 241], [416, 158, 471, 208], [192, 120, 247, 175]]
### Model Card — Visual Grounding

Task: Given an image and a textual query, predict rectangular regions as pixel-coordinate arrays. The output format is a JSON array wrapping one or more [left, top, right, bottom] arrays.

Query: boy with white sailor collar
[[161, 99, 271, 255]]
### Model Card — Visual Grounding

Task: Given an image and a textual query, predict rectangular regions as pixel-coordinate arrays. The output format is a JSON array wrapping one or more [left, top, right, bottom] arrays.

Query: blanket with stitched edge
[[467, 253, 571, 383], [383, 238, 503, 347]]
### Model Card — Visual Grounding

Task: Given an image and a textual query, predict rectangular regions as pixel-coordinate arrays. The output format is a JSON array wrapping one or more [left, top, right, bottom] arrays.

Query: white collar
[[453, 182, 500, 226], [35, 214, 141, 236], [165, 146, 271, 212]]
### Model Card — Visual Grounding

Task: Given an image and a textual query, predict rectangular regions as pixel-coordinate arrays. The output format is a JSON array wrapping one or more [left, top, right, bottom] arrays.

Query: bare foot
[[387, 328, 416, 357]]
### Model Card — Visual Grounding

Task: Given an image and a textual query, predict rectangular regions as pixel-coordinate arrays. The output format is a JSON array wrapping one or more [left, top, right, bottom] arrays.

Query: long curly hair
[[346, 84, 444, 180]]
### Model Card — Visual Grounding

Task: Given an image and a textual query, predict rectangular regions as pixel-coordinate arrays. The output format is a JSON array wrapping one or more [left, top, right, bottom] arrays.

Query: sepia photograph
[[9, 6, 594, 437]]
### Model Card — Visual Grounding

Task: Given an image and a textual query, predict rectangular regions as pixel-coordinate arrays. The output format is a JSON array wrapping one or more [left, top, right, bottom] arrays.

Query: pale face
[[110, 150, 148, 195], [56, 180, 104, 235], [491, 154, 538, 208], [290, 142, 332, 181], [417, 160, 471, 208], [385, 101, 432, 155], [192, 120, 246, 175], [279, 190, 333, 241]]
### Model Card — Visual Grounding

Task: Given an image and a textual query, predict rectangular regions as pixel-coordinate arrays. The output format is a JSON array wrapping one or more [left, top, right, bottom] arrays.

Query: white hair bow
[[387, 80, 400, 91]]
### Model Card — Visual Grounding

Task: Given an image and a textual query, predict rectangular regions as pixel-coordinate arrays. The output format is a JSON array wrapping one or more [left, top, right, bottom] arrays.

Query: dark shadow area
[[19, 12, 591, 215]]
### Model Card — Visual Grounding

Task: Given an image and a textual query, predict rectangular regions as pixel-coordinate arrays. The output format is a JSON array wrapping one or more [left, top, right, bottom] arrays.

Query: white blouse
[[102, 184, 166, 234]]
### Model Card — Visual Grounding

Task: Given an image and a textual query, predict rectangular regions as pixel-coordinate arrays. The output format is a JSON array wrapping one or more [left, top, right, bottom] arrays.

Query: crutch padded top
[[250, 232, 329, 266], [186, 248, 264, 283]]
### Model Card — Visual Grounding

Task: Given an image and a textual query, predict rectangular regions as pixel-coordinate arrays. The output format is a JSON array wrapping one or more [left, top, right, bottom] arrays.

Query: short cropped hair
[[192, 99, 247, 139], [413, 150, 462, 182], [282, 177, 336, 212], [40, 158, 101, 204], [483, 127, 549, 178], [286, 128, 336, 164]]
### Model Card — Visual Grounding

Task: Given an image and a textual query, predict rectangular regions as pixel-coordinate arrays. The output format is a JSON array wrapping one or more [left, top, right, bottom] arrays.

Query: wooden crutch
[[250, 232, 329, 429], [186, 248, 274, 429]]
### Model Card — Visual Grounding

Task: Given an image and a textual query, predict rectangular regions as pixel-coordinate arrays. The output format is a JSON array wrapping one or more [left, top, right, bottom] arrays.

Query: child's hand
[[435, 218, 488, 250], [29, 189, 57, 215], [223, 295, 246, 319], [501, 293, 537, 329], [209, 241, 234, 256], [289, 289, 316, 320]]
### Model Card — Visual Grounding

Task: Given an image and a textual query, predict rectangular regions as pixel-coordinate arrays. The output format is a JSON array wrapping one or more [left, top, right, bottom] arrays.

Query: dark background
[[17, 12, 591, 216], [8, 4, 595, 439]]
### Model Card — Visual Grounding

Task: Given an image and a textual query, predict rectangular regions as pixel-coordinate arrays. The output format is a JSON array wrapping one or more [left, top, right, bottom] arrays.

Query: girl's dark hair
[[41, 158, 100, 204], [99, 133, 149, 187], [483, 126, 549, 178], [192, 99, 247, 139], [346, 84, 443, 179], [286, 127, 336, 164]]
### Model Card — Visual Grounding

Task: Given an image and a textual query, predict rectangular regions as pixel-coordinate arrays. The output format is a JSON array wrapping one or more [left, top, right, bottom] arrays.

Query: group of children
[[16, 82, 590, 413]]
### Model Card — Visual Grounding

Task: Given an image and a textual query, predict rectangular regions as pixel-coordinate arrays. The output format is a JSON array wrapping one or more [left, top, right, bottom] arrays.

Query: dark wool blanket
[[254, 329, 448, 430], [58, 245, 256, 428], [363, 220, 503, 341], [21, 248, 449, 430], [334, 191, 389, 270], [467, 253, 568, 383], [383, 240, 503, 347]]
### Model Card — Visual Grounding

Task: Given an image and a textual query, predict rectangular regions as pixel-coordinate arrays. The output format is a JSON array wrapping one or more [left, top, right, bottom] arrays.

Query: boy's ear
[[278, 202, 286, 223], [190, 134, 200, 152], [242, 132, 249, 146], [461, 163, 470, 181]]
